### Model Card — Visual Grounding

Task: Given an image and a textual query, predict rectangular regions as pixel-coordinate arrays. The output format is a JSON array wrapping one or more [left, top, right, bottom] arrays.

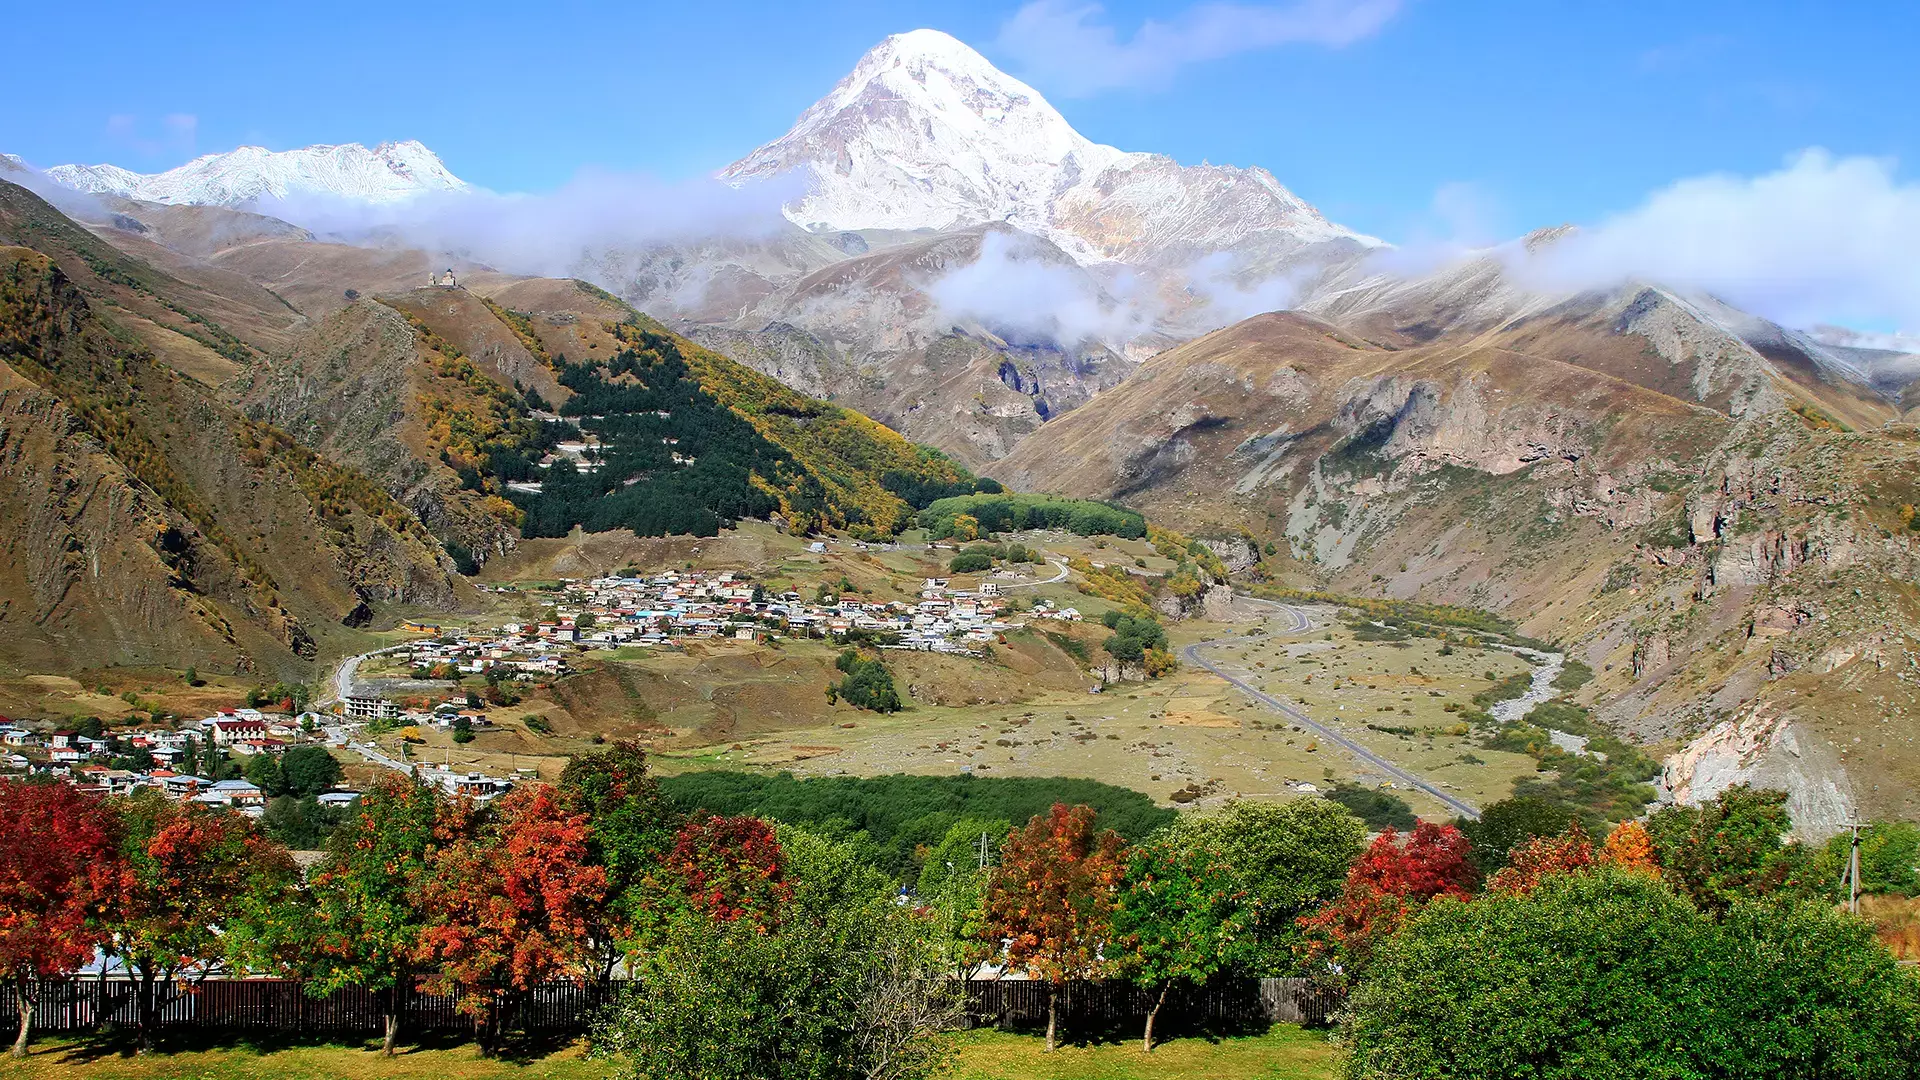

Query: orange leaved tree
[[982, 804, 1126, 1051], [415, 785, 608, 1053]]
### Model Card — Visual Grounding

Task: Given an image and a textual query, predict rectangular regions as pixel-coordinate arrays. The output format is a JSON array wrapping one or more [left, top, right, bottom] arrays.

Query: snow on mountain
[[722, 29, 1370, 267], [43, 141, 466, 207]]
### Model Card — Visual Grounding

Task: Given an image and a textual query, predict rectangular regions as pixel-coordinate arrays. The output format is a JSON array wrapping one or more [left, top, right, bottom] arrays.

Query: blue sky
[[5, 1, 1917, 273]]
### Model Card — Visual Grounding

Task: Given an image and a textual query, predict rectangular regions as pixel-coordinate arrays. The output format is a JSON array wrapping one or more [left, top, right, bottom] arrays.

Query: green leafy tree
[[1166, 799, 1366, 971], [829, 648, 902, 713], [1646, 784, 1808, 914], [560, 741, 681, 979], [260, 795, 348, 850], [915, 818, 1008, 978], [279, 745, 342, 797], [1344, 867, 1920, 1079], [1811, 821, 1920, 898], [1114, 831, 1252, 1050], [243, 752, 285, 797], [451, 716, 475, 743], [1459, 796, 1577, 872], [301, 778, 440, 1054], [600, 829, 960, 1080]]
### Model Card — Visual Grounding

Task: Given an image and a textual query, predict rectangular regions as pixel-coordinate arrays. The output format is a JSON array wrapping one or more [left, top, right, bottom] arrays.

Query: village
[[426, 566, 1083, 661], [0, 565, 1089, 814]]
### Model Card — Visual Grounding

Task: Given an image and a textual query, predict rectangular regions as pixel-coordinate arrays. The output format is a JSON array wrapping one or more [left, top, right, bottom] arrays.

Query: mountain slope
[[995, 299, 1920, 830], [44, 141, 466, 207], [0, 240, 457, 677], [722, 29, 1369, 268]]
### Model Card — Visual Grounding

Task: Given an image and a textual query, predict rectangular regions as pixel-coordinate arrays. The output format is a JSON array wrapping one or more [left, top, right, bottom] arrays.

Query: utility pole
[[1844, 821, 1864, 916], [977, 830, 993, 871]]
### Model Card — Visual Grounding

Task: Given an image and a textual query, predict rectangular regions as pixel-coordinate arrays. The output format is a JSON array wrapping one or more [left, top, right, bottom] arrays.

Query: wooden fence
[[1, 978, 620, 1038], [3, 976, 1336, 1040]]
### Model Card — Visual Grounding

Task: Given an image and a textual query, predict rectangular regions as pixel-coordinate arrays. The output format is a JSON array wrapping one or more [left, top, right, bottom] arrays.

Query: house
[[205, 717, 269, 745], [199, 779, 266, 809], [0, 753, 27, 771], [344, 697, 402, 721], [316, 791, 360, 808]]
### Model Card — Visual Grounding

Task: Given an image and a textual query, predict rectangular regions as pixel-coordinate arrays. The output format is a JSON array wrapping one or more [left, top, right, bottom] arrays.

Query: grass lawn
[[951, 1028, 1337, 1080], [9, 1029, 1336, 1079]]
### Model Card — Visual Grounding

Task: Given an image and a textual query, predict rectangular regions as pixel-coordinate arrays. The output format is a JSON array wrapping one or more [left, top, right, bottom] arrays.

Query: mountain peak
[[42, 140, 466, 207], [723, 29, 1361, 264]]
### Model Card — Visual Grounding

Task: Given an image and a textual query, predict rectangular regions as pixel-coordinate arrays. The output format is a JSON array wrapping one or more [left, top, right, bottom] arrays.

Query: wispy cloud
[[994, 0, 1401, 96], [258, 169, 801, 281], [1515, 149, 1920, 332]]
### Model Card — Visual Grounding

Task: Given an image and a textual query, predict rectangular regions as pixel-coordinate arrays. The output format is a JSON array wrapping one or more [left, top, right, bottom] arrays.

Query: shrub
[[1344, 868, 1920, 1079]]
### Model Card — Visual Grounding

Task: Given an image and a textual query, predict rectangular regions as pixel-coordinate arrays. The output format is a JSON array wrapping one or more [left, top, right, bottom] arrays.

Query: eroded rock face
[[1662, 709, 1855, 839]]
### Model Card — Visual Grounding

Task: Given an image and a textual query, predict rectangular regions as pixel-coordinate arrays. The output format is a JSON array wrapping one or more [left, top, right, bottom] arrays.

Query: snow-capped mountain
[[44, 141, 466, 207], [722, 29, 1371, 267]]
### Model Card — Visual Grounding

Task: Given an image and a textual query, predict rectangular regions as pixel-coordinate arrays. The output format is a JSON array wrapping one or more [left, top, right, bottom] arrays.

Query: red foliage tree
[[1487, 823, 1598, 895], [113, 792, 296, 1050], [1298, 821, 1478, 981], [415, 785, 608, 1051], [982, 803, 1127, 1051], [0, 781, 127, 1058], [660, 813, 792, 927]]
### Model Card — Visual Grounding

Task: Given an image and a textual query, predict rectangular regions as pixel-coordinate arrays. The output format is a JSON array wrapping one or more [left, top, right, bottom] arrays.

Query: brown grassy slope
[[238, 295, 528, 564], [997, 308, 1920, 825], [0, 247, 457, 679], [0, 181, 290, 373]]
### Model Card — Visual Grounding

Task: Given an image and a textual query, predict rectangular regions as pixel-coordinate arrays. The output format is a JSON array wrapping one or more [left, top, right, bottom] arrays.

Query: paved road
[[1183, 599, 1483, 821], [317, 644, 408, 708], [1002, 557, 1070, 589], [346, 740, 415, 777]]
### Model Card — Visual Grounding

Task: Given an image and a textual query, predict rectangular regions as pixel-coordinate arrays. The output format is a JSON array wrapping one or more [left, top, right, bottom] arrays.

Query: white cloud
[[1515, 149, 1920, 332], [927, 229, 1153, 346], [994, 0, 1401, 96], [258, 168, 800, 281]]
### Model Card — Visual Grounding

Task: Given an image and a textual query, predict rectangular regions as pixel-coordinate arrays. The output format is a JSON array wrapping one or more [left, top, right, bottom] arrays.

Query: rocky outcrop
[[1662, 709, 1854, 839]]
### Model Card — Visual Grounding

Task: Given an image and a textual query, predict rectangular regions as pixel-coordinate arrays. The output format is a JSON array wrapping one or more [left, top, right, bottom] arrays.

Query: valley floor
[[8, 1029, 1335, 1080]]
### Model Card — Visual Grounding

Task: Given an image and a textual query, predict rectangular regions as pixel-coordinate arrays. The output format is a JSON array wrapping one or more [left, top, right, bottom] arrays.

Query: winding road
[[1183, 598, 1484, 821]]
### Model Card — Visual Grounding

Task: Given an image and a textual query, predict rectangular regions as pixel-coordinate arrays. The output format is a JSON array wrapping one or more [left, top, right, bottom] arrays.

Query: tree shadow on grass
[[30, 1026, 537, 1064]]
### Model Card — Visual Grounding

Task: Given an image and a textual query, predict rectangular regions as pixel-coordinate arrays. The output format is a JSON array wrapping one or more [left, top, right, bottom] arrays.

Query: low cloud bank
[[258, 169, 801, 280], [1515, 150, 1920, 333]]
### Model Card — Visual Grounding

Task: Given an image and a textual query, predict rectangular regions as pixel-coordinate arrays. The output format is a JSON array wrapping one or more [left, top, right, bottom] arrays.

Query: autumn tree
[[655, 813, 793, 930], [0, 780, 126, 1058], [301, 777, 441, 1054], [416, 785, 608, 1052], [982, 804, 1127, 1051], [1600, 820, 1661, 877], [559, 741, 680, 981], [112, 792, 297, 1050], [1486, 823, 1597, 894], [1113, 831, 1251, 1051], [1297, 821, 1477, 983]]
